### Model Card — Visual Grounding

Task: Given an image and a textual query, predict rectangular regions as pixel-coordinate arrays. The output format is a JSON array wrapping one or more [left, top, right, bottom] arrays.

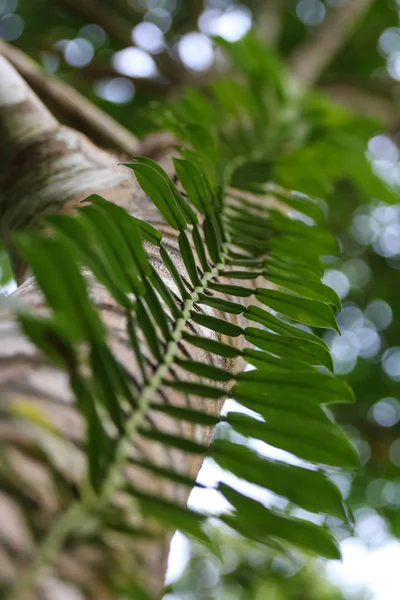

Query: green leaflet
[[221, 270, 264, 280], [219, 484, 341, 560], [268, 210, 338, 256], [256, 288, 339, 331], [179, 231, 202, 287], [85, 195, 150, 276], [236, 369, 355, 404], [164, 380, 226, 400], [70, 375, 115, 493], [126, 486, 210, 546], [150, 403, 221, 426], [175, 359, 234, 382], [212, 440, 346, 520], [138, 428, 209, 454], [198, 294, 244, 315], [245, 327, 333, 371], [130, 216, 162, 247], [160, 244, 190, 301], [203, 216, 221, 263], [150, 265, 182, 320], [136, 299, 163, 362], [131, 156, 198, 226], [264, 272, 341, 309], [243, 348, 315, 372], [127, 162, 187, 230], [192, 225, 209, 272], [243, 305, 329, 348], [128, 457, 205, 489], [190, 312, 244, 337], [143, 279, 171, 340], [79, 203, 145, 296], [45, 214, 133, 309], [173, 157, 212, 215], [226, 412, 359, 468], [273, 190, 325, 224], [208, 282, 254, 297], [183, 332, 243, 358], [14, 233, 105, 343]]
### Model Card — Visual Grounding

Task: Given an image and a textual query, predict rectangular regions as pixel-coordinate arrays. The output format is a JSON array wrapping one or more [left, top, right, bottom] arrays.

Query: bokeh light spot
[[389, 439, 400, 466], [79, 24, 107, 48], [370, 398, 400, 427], [365, 299, 393, 331], [323, 269, 350, 300], [0, 13, 23, 40], [64, 38, 94, 68], [296, 0, 326, 26], [113, 47, 158, 78], [178, 32, 214, 72], [382, 347, 400, 381], [132, 21, 164, 53], [94, 78, 135, 104]]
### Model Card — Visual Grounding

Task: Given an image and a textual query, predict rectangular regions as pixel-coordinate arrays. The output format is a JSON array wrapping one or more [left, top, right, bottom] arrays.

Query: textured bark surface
[[0, 56, 243, 599]]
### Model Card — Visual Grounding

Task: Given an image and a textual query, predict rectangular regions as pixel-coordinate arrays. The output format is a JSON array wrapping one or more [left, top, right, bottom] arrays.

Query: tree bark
[[0, 56, 241, 599]]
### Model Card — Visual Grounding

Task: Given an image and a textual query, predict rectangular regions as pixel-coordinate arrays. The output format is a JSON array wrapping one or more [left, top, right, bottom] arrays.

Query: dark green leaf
[[208, 283, 254, 297], [212, 440, 346, 520], [226, 412, 359, 469], [136, 299, 163, 362], [243, 348, 315, 372], [243, 305, 328, 348], [150, 403, 220, 426], [126, 486, 209, 545], [179, 231, 202, 287], [265, 272, 341, 309], [192, 225, 209, 272], [160, 244, 190, 301], [219, 484, 341, 559], [173, 157, 212, 215], [245, 327, 333, 370], [164, 380, 226, 400], [176, 359, 234, 381], [198, 295, 244, 315], [256, 288, 339, 331], [150, 265, 182, 320], [191, 312, 244, 337], [127, 163, 187, 230], [237, 369, 355, 404], [183, 332, 242, 358], [138, 428, 209, 454]]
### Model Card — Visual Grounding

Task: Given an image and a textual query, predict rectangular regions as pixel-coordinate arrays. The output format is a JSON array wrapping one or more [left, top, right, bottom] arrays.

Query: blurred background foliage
[[3, 0, 400, 597]]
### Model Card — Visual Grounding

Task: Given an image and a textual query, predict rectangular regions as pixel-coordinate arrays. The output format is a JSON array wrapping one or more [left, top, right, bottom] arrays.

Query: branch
[[322, 83, 400, 130], [290, 0, 376, 86], [256, 0, 284, 46], [0, 40, 140, 155], [58, 0, 135, 47]]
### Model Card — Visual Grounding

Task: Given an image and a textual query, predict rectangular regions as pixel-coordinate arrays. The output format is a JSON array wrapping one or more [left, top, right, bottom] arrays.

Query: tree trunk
[[0, 56, 242, 599]]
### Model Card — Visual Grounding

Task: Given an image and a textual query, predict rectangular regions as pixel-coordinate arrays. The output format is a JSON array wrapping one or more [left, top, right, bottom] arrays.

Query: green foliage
[[6, 34, 385, 599]]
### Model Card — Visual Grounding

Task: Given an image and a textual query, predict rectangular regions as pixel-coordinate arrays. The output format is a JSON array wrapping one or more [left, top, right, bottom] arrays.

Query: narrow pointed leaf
[[256, 288, 339, 331], [127, 163, 187, 230], [183, 332, 242, 358], [191, 312, 244, 337], [164, 380, 226, 400], [179, 231, 202, 287], [245, 327, 333, 370], [219, 484, 341, 559], [176, 359, 234, 381], [212, 440, 346, 520], [237, 369, 355, 404], [208, 282, 254, 298], [227, 412, 359, 468]]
